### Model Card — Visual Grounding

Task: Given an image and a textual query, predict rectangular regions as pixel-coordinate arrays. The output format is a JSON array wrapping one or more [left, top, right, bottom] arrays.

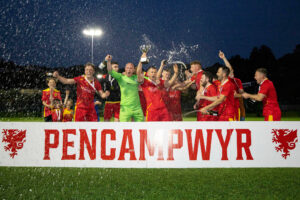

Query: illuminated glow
[[96, 74, 103, 79], [83, 28, 103, 36], [154, 129, 165, 146]]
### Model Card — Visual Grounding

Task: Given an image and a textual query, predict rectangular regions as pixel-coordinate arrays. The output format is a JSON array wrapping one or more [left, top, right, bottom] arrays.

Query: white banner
[[0, 122, 299, 168]]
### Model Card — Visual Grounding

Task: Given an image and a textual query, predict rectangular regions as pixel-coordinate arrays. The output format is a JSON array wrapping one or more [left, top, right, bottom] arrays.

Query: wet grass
[[0, 167, 299, 199]]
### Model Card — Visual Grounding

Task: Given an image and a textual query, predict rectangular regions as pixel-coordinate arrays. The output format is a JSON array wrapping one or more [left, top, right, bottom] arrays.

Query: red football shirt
[[218, 79, 235, 117], [201, 84, 219, 108], [141, 78, 166, 110], [229, 77, 243, 108], [191, 70, 203, 90], [213, 80, 221, 88], [161, 84, 171, 111], [74, 76, 102, 109], [63, 108, 73, 122], [258, 79, 280, 110], [168, 89, 181, 112], [42, 88, 62, 117], [51, 108, 62, 122], [161, 85, 170, 106], [168, 89, 182, 121]]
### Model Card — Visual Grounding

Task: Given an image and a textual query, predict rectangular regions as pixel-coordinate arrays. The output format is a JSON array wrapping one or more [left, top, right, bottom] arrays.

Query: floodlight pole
[[83, 28, 103, 64], [91, 34, 94, 63]]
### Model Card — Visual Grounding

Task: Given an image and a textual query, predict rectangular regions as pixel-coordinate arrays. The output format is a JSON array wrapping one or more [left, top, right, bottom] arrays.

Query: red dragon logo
[[271, 129, 298, 159], [2, 129, 26, 158]]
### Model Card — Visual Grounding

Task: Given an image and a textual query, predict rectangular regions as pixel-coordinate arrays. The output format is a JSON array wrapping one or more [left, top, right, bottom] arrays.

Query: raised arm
[[105, 54, 113, 72], [156, 60, 166, 80], [197, 95, 218, 102], [234, 91, 242, 98], [53, 71, 76, 85], [173, 80, 195, 91], [219, 50, 234, 77], [165, 64, 179, 88], [200, 95, 226, 114], [242, 92, 265, 102], [137, 53, 146, 83], [63, 89, 70, 106]]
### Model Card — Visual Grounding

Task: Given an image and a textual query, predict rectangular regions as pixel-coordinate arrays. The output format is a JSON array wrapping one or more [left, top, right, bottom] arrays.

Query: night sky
[[1, 0, 300, 68]]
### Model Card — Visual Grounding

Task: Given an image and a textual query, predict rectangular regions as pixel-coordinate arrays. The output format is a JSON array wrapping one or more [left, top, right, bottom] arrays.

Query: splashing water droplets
[[140, 34, 199, 65]]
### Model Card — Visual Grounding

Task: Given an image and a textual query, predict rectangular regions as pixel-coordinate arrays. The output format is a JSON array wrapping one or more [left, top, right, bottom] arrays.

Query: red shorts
[[218, 115, 234, 121], [146, 107, 171, 121], [234, 107, 240, 121], [263, 107, 281, 121], [197, 112, 218, 121], [169, 106, 182, 121], [171, 112, 182, 121], [74, 105, 98, 122], [203, 115, 218, 121], [104, 102, 120, 120], [197, 112, 203, 121]]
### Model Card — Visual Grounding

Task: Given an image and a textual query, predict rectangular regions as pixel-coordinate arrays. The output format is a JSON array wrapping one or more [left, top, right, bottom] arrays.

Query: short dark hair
[[163, 68, 171, 73], [190, 60, 202, 67], [219, 66, 230, 77], [46, 77, 56, 84], [111, 61, 119, 65], [256, 68, 267, 76], [212, 73, 218, 80], [203, 71, 213, 83], [146, 66, 157, 72], [85, 62, 95, 69]]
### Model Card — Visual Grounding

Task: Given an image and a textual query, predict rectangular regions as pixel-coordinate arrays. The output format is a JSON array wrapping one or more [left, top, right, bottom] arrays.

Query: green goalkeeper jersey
[[109, 70, 142, 109]]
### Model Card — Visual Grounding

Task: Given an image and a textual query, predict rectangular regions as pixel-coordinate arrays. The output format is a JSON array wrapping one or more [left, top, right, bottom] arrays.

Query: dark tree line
[[205, 44, 300, 104]]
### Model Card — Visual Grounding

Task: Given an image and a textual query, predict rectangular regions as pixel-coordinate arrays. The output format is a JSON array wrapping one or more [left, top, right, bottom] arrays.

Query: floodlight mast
[[83, 28, 103, 63]]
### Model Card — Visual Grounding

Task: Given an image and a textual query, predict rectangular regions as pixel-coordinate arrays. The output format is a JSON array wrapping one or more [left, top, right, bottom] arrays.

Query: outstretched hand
[[161, 60, 167, 67], [193, 103, 199, 110], [219, 50, 225, 59], [105, 90, 110, 97], [94, 101, 102, 106], [200, 107, 209, 115], [105, 55, 112, 62], [53, 71, 59, 78], [141, 52, 147, 59], [242, 93, 250, 99]]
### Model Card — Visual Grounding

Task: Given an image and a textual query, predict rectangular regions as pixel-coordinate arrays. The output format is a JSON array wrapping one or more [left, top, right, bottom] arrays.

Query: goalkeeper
[[105, 54, 145, 122]]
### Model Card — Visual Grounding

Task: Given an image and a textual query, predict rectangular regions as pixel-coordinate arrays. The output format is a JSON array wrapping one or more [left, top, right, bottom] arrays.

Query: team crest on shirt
[[271, 129, 298, 159], [2, 129, 26, 158]]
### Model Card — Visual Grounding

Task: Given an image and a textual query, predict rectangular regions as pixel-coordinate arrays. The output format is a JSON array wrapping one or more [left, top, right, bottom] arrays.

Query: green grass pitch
[[0, 167, 299, 199]]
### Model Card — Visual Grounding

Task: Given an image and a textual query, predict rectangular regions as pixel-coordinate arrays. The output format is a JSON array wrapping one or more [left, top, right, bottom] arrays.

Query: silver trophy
[[98, 60, 107, 69], [139, 44, 151, 64], [46, 72, 53, 77]]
